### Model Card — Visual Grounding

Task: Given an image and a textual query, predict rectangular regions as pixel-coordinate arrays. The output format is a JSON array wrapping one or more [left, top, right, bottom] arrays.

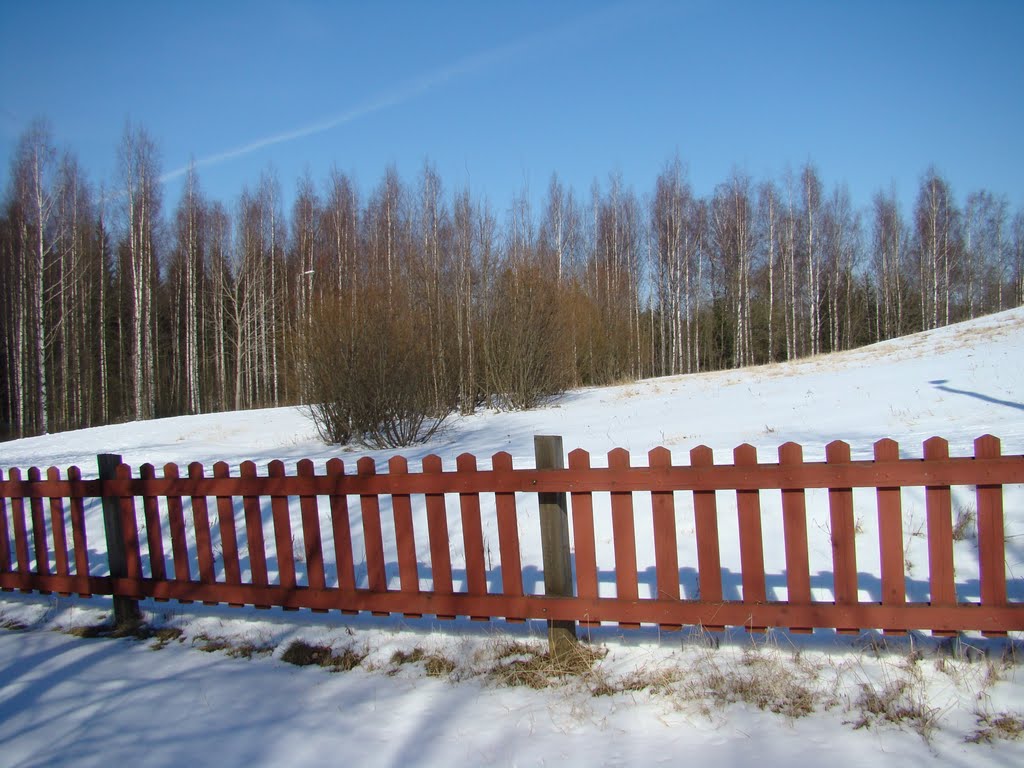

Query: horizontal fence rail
[[1, 435, 1022, 636]]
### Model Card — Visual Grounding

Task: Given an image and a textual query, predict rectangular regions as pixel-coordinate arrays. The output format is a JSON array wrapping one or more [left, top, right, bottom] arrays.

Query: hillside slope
[[1, 308, 1023, 767], [2, 306, 1022, 472]]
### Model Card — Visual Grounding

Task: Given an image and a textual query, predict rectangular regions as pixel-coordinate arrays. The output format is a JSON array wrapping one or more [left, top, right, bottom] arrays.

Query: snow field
[[1, 307, 1023, 765]]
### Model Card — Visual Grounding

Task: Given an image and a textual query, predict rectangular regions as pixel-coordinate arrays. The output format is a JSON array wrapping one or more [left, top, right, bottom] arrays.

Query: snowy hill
[[1, 307, 1023, 767], [2, 306, 1023, 473]]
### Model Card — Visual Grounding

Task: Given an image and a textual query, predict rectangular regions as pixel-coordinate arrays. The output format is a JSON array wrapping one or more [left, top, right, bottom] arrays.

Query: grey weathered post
[[98, 453, 141, 627], [534, 435, 577, 657]]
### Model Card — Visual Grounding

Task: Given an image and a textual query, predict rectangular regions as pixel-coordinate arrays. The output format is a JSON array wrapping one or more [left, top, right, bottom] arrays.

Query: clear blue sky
[[1, 0, 1022, 218]]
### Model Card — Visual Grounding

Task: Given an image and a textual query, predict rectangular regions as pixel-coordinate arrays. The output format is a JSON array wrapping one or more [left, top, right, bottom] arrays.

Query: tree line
[[2, 119, 1022, 444]]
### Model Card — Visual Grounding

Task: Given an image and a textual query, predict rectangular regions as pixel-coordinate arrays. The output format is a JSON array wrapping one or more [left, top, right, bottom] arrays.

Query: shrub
[[482, 264, 573, 410], [302, 287, 457, 448]]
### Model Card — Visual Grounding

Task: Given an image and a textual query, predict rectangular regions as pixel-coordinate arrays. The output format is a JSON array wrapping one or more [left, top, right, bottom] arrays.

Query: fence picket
[[826, 441, 859, 634], [163, 464, 191, 587], [778, 442, 811, 632], [115, 464, 143, 582], [492, 452, 524, 619], [138, 464, 166, 583], [690, 446, 724, 631], [457, 453, 488, 621], [975, 435, 1007, 638], [873, 439, 906, 634], [46, 468, 69, 585], [568, 449, 598, 626], [326, 459, 356, 609], [8, 469, 30, 590], [213, 462, 242, 589], [423, 455, 454, 619], [649, 447, 681, 630], [28, 468, 50, 586], [0, 469, 10, 577], [357, 458, 387, 604], [924, 437, 956, 637], [297, 460, 325, 598], [239, 462, 268, 590], [269, 460, 297, 599], [239, 462, 270, 609], [734, 445, 766, 632], [188, 463, 216, 596], [388, 456, 421, 618], [609, 448, 639, 628], [67, 466, 89, 588]]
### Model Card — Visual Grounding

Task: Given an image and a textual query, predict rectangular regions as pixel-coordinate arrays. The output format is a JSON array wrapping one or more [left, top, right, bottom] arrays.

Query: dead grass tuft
[[281, 640, 366, 671], [192, 634, 232, 653], [953, 505, 977, 542], [147, 627, 185, 649], [390, 647, 457, 678], [65, 622, 184, 649], [968, 712, 1024, 744], [490, 640, 606, 690], [424, 654, 457, 678], [593, 665, 684, 698], [849, 678, 939, 740], [711, 651, 818, 718], [225, 642, 273, 659]]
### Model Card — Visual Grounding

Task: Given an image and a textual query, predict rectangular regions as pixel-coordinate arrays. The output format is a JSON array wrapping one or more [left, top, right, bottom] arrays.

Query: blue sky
[[1, 0, 1022, 217]]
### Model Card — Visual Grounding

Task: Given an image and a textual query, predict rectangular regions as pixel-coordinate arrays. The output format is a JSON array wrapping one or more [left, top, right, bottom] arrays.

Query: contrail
[[161, 5, 627, 183]]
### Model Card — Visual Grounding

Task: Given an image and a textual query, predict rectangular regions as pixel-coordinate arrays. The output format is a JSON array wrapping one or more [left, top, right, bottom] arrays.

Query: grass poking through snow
[[281, 640, 366, 671]]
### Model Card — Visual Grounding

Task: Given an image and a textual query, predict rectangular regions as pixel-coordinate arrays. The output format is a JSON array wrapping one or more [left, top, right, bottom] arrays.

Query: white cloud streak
[[159, 11, 600, 184]]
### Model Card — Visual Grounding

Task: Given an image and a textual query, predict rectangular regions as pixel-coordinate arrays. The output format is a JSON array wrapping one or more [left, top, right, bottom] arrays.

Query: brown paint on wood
[[423, 455, 454, 619], [46, 467, 69, 580], [297, 459, 325, 592], [873, 439, 906, 634], [139, 464, 166, 582], [778, 442, 811, 632], [690, 446, 723, 631], [163, 464, 191, 584], [974, 435, 1008, 638], [567, 449, 598, 627], [389, 456, 421, 618], [357, 457, 387, 601], [492, 452, 524, 621], [239, 461, 268, 591], [269, 460, 296, 594]]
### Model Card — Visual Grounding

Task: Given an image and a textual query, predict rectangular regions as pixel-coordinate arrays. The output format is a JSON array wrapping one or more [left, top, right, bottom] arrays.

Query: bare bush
[[302, 288, 457, 448], [483, 264, 573, 410]]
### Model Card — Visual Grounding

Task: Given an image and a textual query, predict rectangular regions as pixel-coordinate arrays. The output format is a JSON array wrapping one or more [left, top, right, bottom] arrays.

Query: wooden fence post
[[98, 453, 141, 627], [534, 435, 577, 657]]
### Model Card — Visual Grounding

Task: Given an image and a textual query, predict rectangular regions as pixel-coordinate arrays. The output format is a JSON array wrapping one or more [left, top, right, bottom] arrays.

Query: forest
[[2, 118, 1022, 445]]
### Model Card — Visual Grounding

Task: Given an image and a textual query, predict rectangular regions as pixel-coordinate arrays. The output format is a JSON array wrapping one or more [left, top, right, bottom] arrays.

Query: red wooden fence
[[1, 435, 1022, 635]]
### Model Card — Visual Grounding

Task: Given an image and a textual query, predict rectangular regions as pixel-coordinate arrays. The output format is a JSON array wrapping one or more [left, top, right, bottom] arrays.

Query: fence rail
[[1, 435, 1022, 636]]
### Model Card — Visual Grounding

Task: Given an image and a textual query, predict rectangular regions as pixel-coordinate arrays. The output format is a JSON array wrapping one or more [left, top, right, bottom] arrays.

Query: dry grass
[[189, 634, 273, 659], [968, 712, 1024, 744], [953, 504, 977, 542], [225, 642, 274, 659], [489, 639, 607, 690], [192, 634, 233, 653], [281, 639, 366, 671], [65, 622, 184, 650], [849, 678, 939, 739], [843, 651, 943, 742], [593, 664, 684, 698], [390, 647, 457, 678], [671, 648, 825, 720]]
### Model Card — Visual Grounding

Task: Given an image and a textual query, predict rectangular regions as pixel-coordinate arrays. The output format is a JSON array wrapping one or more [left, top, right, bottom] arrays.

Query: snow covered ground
[[1, 307, 1023, 766]]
